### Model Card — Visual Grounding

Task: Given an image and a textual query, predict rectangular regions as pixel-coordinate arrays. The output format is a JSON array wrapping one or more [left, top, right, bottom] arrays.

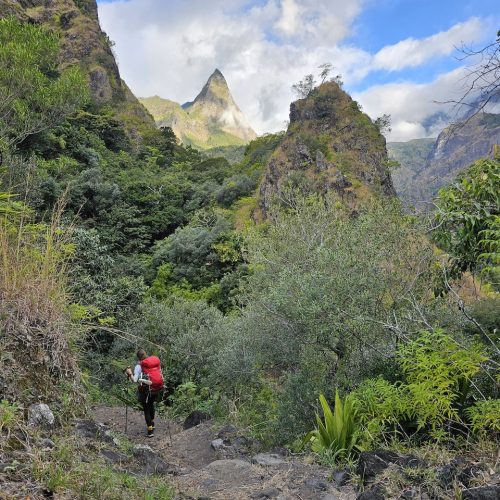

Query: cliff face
[[388, 138, 435, 206], [0, 0, 155, 133], [259, 82, 396, 215], [392, 113, 500, 207], [141, 69, 256, 150]]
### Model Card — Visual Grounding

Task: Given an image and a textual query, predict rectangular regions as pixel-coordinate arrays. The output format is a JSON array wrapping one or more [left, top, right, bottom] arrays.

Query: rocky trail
[[89, 406, 357, 499]]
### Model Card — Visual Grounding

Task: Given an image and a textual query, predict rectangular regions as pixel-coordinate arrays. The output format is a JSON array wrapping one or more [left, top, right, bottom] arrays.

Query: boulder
[[183, 410, 210, 430], [356, 450, 424, 483], [357, 483, 386, 500], [132, 444, 175, 475], [217, 424, 238, 440], [251, 453, 285, 466], [100, 449, 127, 464], [462, 485, 500, 500], [211, 438, 224, 450], [27, 404, 55, 430], [333, 469, 350, 486]]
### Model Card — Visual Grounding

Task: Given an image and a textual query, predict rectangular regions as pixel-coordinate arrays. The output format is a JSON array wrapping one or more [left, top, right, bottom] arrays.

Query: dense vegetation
[[0, 16, 499, 499]]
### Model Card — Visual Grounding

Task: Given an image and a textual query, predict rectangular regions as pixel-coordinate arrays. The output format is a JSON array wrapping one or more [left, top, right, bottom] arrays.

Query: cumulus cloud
[[353, 68, 470, 141], [97, 0, 492, 138], [372, 18, 484, 72]]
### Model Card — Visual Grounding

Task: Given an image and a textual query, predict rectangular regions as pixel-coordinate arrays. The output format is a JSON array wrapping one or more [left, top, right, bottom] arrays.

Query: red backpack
[[140, 356, 164, 392]]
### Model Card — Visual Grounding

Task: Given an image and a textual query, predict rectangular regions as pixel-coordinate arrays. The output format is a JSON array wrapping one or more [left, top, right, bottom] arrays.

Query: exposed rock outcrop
[[259, 82, 396, 216], [0, 0, 155, 135]]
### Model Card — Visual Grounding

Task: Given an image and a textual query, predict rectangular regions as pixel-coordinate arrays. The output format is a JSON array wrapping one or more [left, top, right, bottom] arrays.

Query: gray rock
[[251, 453, 285, 466], [217, 424, 238, 440], [357, 483, 386, 500], [356, 449, 402, 482], [211, 438, 224, 450], [28, 403, 55, 429], [305, 478, 329, 491], [203, 459, 254, 484], [321, 495, 340, 500], [101, 449, 127, 464], [183, 410, 210, 430], [250, 488, 281, 499], [333, 469, 350, 486], [74, 420, 119, 446], [462, 485, 500, 500], [132, 444, 175, 475]]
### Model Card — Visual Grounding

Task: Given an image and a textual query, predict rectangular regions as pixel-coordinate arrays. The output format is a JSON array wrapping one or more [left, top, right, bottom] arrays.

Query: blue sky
[[97, 0, 499, 140]]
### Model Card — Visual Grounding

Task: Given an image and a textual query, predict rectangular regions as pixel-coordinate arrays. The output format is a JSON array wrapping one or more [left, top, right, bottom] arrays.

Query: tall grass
[[0, 190, 81, 402]]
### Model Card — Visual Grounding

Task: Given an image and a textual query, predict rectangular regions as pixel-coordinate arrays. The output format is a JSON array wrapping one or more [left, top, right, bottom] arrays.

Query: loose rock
[[462, 485, 500, 500], [183, 410, 210, 430], [28, 404, 55, 430], [251, 453, 285, 466]]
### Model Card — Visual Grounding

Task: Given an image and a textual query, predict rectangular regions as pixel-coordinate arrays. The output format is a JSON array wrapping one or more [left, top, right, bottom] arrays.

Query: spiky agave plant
[[303, 391, 359, 460]]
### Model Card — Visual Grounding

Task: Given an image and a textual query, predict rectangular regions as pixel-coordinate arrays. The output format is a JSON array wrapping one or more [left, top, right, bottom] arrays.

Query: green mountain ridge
[[140, 69, 257, 150]]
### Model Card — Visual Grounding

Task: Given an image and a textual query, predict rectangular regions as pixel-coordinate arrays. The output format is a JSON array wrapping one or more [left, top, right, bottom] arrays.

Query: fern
[[398, 330, 487, 430]]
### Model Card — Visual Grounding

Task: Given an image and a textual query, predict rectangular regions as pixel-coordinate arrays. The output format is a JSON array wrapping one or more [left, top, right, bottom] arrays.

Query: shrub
[[302, 391, 359, 461], [465, 399, 500, 433], [399, 329, 487, 430]]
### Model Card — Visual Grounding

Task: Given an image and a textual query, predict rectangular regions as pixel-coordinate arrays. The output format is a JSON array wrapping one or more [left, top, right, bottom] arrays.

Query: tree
[[447, 29, 500, 119], [318, 63, 333, 83], [434, 155, 500, 286], [374, 114, 392, 134], [291, 74, 316, 98], [0, 17, 87, 150]]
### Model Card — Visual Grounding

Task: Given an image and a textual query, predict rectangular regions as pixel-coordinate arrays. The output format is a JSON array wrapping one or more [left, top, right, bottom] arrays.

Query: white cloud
[[354, 68, 470, 141], [372, 17, 484, 71], [97, 0, 492, 138]]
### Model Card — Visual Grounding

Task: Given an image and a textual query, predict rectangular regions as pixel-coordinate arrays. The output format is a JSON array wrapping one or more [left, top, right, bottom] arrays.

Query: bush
[[302, 391, 359, 461]]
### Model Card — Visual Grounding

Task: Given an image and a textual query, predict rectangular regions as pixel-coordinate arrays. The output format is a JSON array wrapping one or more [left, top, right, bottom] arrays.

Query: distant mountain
[[388, 138, 435, 207], [259, 81, 396, 216], [390, 113, 500, 208], [140, 69, 257, 150], [0, 0, 155, 138]]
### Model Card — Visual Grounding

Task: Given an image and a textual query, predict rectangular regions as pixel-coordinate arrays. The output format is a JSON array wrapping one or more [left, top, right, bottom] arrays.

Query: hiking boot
[[147, 426, 154, 438]]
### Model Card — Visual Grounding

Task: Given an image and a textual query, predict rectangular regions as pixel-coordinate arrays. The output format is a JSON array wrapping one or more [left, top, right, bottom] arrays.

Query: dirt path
[[91, 405, 356, 499]]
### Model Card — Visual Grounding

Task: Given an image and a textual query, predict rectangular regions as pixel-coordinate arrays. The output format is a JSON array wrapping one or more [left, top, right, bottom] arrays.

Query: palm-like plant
[[303, 391, 359, 460]]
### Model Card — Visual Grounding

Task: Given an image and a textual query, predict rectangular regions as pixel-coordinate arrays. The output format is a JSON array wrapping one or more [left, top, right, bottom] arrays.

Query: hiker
[[125, 349, 164, 437]]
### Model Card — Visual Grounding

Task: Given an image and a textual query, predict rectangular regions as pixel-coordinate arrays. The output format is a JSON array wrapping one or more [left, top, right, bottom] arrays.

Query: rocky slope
[[388, 138, 435, 207], [141, 69, 257, 149], [259, 82, 396, 215], [391, 113, 500, 207], [0, 0, 155, 136]]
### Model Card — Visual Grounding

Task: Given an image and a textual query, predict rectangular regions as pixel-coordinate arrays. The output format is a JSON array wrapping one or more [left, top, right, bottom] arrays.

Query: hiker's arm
[[130, 364, 141, 383]]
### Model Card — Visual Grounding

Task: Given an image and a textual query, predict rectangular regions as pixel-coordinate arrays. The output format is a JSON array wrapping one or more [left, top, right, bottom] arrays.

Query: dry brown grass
[[0, 197, 81, 403]]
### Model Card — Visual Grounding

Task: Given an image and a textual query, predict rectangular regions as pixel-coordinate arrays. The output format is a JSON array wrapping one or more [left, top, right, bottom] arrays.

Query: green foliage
[[303, 392, 359, 461], [167, 381, 217, 419], [465, 398, 500, 433], [434, 157, 500, 284], [0, 400, 21, 434], [0, 17, 88, 149], [399, 329, 487, 430], [351, 378, 412, 446]]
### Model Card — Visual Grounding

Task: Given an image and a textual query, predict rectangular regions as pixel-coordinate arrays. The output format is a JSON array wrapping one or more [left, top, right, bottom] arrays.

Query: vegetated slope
[[388, 138, 435, 207], [259, 81, 396, 215], [141, 69, 257, 150], [391, 113, 500, 207], [0, 0, 155, 138]]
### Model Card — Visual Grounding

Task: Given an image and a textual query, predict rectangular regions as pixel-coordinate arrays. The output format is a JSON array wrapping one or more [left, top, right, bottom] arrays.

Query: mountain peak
[[141, 69, 257, 149]]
